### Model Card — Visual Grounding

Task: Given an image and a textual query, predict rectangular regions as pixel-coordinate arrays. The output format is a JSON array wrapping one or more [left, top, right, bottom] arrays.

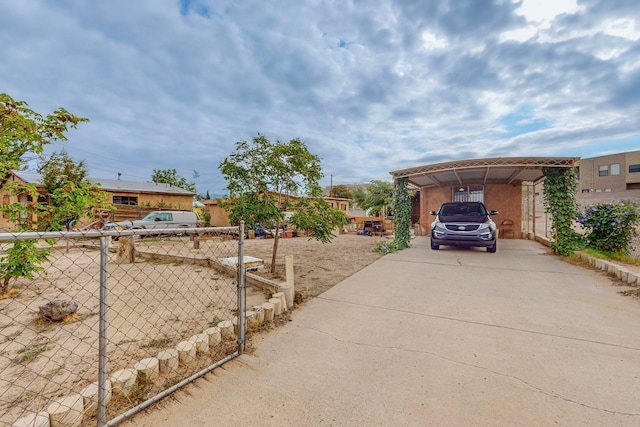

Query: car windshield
[[440, 203, 486, 216], [141, 213, 159, 221]]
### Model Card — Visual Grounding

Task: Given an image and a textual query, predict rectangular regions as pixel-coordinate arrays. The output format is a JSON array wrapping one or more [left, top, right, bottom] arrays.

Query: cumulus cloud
[[1, 0, 639, 194]]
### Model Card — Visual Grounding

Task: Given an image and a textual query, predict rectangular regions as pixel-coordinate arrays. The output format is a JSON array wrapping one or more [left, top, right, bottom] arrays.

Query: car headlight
[[432, 220, 444, 229], [478, 223, 490, 230]]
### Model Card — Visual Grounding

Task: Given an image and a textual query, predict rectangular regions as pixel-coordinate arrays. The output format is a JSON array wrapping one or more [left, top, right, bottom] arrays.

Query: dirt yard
[[242, 233, 386, 299], [0, 232, 387, 425]]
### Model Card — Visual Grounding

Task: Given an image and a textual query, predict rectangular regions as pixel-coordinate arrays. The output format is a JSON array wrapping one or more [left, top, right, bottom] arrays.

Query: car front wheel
[[487, 240, 497, 253], [430, 239, 439, 250]]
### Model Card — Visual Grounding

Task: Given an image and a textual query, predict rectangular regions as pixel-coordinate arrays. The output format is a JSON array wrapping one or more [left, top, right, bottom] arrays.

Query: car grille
[[445, 224, 480, 231]]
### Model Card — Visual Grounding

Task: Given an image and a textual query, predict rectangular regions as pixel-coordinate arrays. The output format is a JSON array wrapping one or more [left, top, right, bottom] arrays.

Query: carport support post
[[237, 221, 246, 354]]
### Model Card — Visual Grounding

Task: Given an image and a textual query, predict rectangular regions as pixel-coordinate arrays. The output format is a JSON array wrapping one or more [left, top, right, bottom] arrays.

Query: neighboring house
[[0, 172, 195, 229], [578, 150, 640, 193], [202, 193, 350, 227]]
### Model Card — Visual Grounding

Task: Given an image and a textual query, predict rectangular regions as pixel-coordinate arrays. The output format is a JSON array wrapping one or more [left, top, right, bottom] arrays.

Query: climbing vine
[[542, 167, 581, 256], [393, 177, 411, 250]]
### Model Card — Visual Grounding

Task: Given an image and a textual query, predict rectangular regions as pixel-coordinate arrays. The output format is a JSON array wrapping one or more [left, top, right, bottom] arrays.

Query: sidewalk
[[126, 237, 640, 427]]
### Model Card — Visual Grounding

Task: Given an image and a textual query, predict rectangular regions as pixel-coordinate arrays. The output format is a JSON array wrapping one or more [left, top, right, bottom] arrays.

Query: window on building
[[595, 189, 602, 193], [610, 163, 620, 175], [581, 189, 590, 193], [453, 185, 484, 202], [598, 165, 609, 176], [604, 188, 612, 192], [630, 164, 640, 173], [113, 196, 138, 205]]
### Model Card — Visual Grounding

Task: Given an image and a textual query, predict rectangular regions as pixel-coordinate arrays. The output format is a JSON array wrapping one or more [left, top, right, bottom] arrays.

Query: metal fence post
[[237, 221, 246, 354], [98, 236, 109, 426]]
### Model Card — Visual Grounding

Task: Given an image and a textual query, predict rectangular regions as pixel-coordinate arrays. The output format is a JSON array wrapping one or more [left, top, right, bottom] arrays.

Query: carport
[[390, 157, 579, 238]]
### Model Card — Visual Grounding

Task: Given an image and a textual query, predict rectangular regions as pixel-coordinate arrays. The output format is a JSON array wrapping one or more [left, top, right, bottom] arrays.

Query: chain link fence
[[1, 226, 249, 426]]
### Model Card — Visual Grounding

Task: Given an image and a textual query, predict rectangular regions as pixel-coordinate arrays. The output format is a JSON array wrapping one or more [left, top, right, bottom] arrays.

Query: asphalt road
[[126, 237, 640, 427]]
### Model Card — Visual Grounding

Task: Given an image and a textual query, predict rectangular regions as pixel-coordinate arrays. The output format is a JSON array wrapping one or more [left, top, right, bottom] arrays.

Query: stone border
[[12, 302, 288, 427], [575, 251, 640, 286]]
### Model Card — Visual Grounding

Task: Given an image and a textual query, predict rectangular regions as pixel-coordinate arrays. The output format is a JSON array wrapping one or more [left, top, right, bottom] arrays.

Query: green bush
[[577, 202, 639, 253]]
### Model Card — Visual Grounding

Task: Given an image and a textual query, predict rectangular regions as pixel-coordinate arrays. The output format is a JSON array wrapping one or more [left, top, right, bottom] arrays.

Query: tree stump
[[203, 327, 222, 347], [116, 237, 135, 263], [157, 349, 179, 373], [80, 380, 112, 416], [110, 368, 137, 396], [47, 394, 83, 427], [252, 306, 265, 324], [189, 333, 209, 353], [176, 341, 196, 365], [11, 412, 50, 427], [217, 320, 234, 339], [135, 357, 160, 382], [269, 298, 282, 316], [262, 302, 275, 321], [272, 292, 287, 312]]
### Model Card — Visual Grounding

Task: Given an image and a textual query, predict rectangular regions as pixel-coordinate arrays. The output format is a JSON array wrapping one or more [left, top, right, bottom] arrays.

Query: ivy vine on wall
[[542, 167, 581, 256], [393, 177, 411, 250]]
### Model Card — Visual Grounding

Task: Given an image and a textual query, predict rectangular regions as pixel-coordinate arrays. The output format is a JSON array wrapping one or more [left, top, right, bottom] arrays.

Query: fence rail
[[1, 226, 247, 427]]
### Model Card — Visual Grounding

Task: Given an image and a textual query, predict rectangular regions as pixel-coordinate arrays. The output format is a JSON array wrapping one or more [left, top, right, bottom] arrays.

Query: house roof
[[389, 157, 579, 189], [12, 172, 195, 196]]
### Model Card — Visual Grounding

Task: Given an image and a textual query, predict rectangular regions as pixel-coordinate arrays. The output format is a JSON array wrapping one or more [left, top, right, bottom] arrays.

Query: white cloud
[[0, 0, 639, 192]]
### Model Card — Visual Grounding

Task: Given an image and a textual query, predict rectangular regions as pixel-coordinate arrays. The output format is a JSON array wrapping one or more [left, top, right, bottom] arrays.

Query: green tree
[[0, 94, 89, 293], [353, 187, 367, 206], [219, 133, 347, 273], [360, 180, 394, 217], [0, 93, 88, 184], [151, 169, 196, 192], [330, 184, 353, 199], [38, 150, 88, 194]]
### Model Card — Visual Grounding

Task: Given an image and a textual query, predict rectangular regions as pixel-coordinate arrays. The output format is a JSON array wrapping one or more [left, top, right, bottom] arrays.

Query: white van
[[104, 211, 199, 231]]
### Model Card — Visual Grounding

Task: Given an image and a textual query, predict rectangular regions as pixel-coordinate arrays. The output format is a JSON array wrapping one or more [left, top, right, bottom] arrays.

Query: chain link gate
[[0, 224, 247, 426]]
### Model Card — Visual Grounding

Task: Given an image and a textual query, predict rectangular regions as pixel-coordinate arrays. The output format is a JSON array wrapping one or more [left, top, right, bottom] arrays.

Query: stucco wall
[[110, 192, 193, 211]]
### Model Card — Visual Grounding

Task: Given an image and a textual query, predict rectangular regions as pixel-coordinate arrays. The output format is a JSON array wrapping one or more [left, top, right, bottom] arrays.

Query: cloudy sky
[[2, 0, 639, 195]]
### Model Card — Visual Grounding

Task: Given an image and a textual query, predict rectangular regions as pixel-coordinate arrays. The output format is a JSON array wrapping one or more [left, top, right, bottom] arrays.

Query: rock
[[38, 300, 78, 321]]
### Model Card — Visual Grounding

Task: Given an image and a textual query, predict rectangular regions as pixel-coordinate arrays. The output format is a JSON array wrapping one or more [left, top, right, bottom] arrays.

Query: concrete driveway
[[127, 237, 640, 427]]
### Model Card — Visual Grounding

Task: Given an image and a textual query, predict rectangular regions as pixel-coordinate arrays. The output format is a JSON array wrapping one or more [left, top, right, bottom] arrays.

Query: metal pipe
[[237, 221, 246, 354], [97, 236, 109, 426], [104, 352, 239, 426], [0, 226, 240, 241]]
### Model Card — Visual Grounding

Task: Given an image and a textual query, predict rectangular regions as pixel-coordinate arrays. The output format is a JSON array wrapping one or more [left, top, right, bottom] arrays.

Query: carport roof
[[389, 157, 579, 189]]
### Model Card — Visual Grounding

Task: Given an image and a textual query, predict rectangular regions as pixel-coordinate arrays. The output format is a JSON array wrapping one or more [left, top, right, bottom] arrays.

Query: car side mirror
[[489, 211, 499, 215], [429, 211, 437, 215], [154, 217, 161, 221]]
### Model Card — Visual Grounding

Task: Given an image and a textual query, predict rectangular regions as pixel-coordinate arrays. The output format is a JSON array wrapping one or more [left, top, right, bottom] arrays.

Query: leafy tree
[[151, 169, 196, 192], [359, 180, 394, 217], [330, 184, 353, 199], [38, 150, 88, 194], [219, 133, 347, 273], [0, 94, 91, 293], [353, 187, 367, 206], [0, 93, 88, 185]]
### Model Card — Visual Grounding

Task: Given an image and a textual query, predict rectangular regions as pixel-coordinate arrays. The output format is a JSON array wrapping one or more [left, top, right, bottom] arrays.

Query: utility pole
[[330, 174, 333, 197]]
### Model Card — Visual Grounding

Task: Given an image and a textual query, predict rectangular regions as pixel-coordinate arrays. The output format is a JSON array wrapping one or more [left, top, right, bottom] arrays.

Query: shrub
[[373, 240, 404, 255], [577, 202, 639, 253]]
